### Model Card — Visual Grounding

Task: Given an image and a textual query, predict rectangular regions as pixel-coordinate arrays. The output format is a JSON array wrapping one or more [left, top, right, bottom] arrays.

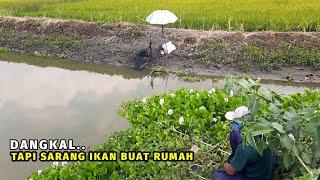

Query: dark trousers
[[212, 129, 244, 180], [212, 171, 246, 180]]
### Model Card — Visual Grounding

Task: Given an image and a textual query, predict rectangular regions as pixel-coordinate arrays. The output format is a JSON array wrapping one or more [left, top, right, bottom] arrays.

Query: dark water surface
[[0, 54, 318, 179]]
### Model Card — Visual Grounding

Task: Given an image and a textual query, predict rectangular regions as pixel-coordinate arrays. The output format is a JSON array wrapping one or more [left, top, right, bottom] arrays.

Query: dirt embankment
[[1, 16, 320, 82]]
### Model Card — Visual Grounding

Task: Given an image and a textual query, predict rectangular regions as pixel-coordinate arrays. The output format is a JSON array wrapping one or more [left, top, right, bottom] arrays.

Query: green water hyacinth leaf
[[256, 138, 268, 156], [284, 116, 301, 131], [110, 171, 120, 180], [307, 111, 320, 126], [237, 79, 252, 90], [280, 135, 298, 156], [250, 122, 273, 136], [283, 152, 294, 169], [135, 136, 143, 144], [271, 122, 285, 133], [283, 110, 298, 121], [301, 152, 311, 165], [283, 110, 301, 131], [269, 103, 281, 114], [247, 95, 261, 118], [312, 128, 320, 162], [307, 118, 320, 159], [199, 105, 207, 111], [258, 87, 273, 101], [299, 107, 314, 115], [224, 77, 235, 93], [245, 131, 266, 155]]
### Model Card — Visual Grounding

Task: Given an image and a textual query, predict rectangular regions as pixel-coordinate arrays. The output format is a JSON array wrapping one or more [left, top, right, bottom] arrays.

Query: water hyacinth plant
[[28, 78, 319, 179], [29, 86, 245, 179]]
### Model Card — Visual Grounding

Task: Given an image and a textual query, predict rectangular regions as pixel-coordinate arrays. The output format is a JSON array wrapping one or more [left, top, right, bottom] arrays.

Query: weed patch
[[0, 47, 10, 52], [149, 66, 169, 76], [192, 42, 320, 71], [177, 70, 205, 82]]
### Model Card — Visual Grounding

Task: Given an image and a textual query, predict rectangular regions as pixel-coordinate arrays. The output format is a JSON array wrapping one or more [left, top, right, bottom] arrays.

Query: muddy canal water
[[0, 54, 319, 179]]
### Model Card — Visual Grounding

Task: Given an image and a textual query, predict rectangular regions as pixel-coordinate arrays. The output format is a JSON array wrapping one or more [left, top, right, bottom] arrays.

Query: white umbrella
[[146, 10, 178, 36]]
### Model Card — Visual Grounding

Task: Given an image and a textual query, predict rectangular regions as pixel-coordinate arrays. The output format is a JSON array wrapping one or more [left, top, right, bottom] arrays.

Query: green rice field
[[0, 0, 320, 31]]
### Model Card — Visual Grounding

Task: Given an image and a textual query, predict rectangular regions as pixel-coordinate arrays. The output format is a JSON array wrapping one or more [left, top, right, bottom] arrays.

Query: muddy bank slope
[[1, 16, 320, 82]]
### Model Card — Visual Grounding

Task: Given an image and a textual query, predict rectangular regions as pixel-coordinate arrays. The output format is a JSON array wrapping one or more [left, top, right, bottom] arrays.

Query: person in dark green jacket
[[213, 143, 275, 180], [213, 121, 276, 180]]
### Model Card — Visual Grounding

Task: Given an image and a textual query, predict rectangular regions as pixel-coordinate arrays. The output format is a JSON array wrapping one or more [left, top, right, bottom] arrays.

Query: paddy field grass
[[0, 0, 319, 31]]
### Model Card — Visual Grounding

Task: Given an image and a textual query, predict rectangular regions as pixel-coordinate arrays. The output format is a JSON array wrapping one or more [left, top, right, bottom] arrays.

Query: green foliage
[[177, 71, 205, 82], [119, 27, 142, 39], [43, 36, 81, 50], [29, 87, 245, 179], [295, 173, 319, 180], [0, 46, 11, 52], [0, 28, 81, 51], [149, 66, 169, 76], [231, 78, 320, 177], [28, 78, 320, 179], [0, 29, 82, 58], [190, 43, 226, 66], [0, 0, 320, 31], [149, 68, 205, 82], [235, 45, 268, 71], [192, 42, 320, 71]]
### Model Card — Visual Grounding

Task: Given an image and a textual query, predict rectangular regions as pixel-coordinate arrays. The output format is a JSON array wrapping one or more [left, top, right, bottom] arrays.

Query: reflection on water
[[0, 57, 318, 179]]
